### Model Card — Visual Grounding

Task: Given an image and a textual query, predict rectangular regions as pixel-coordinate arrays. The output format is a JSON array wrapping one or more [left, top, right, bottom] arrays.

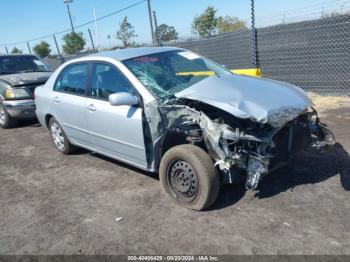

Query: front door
[[85, 62, 147, 169]]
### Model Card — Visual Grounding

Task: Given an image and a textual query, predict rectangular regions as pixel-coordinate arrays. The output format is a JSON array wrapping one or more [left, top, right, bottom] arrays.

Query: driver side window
[[90, 63, 134, 100]]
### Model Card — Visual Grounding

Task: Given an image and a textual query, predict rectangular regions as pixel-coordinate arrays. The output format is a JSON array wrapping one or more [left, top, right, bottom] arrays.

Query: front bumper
[[245, 120, 336, 189], [2, 99, 36, 119], [218, 112, 336, 190]]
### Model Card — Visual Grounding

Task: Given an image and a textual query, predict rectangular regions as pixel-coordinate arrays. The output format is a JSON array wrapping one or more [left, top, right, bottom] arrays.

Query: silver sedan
[[35, 47, 335, 210]]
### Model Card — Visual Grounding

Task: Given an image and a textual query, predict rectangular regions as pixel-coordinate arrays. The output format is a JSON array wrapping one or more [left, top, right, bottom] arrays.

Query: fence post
[[88, 29, 96, 52], [53, 35, 64, 64], [250, 0, 260, 69], [27, 42, 32, 54]]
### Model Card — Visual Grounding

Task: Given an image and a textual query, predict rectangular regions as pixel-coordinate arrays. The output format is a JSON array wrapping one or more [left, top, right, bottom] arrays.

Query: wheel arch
[[45, 114, 54, 129], [154, 129, 208, 171]]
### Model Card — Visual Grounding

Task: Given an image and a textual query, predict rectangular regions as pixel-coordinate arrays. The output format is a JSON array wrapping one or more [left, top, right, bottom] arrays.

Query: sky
[[0, 0, 348, 54]]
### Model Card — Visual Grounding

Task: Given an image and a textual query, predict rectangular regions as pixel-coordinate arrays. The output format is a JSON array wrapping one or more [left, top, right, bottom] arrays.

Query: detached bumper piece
[[311, 124, 336, 152], [245, 156, 269, 190]]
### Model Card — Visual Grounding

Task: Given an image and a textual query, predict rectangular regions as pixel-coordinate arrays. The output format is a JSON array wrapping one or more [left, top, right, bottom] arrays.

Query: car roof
[[90, 46, 182, 61]]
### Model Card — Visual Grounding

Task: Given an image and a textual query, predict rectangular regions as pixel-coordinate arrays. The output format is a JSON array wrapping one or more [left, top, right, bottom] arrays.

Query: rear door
[[85, 62, 147, 169], [51, 63, 92, 147]]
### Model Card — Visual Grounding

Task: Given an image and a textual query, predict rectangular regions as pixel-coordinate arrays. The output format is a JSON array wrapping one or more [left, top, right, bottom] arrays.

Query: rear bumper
[[3, 99, 36, 119]]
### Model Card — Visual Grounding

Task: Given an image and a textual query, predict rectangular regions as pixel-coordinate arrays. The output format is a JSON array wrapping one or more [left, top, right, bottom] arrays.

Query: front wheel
[[159, 144, 220, 211], [0, 104, 16, 129]]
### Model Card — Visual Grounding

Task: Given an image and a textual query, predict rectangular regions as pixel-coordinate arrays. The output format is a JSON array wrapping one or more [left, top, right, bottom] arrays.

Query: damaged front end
[[144, 98, 335, 191]]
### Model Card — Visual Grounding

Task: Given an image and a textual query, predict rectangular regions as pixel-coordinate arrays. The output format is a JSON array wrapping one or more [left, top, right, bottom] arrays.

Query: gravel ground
[[0, 106, 349, 255]]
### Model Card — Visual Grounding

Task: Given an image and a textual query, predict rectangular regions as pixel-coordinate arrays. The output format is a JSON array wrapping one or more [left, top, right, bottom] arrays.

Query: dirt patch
[[308, 92, 350, 111]]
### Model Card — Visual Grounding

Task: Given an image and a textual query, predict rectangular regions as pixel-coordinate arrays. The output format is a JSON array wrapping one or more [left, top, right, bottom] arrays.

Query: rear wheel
[[0, 104, 16, 129], [159, 144, 220, 211], [49, 117, 76, 154]]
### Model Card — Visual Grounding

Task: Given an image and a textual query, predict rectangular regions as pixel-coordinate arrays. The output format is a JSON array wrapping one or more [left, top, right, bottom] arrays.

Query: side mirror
[[109, 92, 139, 106]]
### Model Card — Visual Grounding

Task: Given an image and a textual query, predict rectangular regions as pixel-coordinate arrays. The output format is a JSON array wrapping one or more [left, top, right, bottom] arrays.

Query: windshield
[[0, 55, 51, 75], [123, 50, 232, 98]]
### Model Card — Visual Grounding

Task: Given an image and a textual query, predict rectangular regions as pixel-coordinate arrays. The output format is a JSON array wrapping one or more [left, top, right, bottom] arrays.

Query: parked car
[[35, 47, 335, 210], [0, 54, 52, 128]]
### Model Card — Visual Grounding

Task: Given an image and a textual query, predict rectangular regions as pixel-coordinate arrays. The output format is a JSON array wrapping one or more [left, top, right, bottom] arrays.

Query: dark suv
[[0, 54, 52, 128]]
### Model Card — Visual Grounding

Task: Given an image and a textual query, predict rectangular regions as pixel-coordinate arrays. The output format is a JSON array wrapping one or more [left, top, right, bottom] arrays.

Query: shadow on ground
[[90, 152, 159, 180], [14, 119, 40, 128], [211, 143, 350, 210]]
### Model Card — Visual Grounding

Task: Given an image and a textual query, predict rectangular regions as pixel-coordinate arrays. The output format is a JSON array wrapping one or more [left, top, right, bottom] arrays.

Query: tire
[[159, 144, 220, 211], [0, 103, 16, 129], [49, 117, 76, 154]]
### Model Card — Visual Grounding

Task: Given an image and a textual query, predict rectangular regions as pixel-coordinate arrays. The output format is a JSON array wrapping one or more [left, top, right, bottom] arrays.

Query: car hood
[[175, 75, 313, 127], [0, 72, 52, 86]]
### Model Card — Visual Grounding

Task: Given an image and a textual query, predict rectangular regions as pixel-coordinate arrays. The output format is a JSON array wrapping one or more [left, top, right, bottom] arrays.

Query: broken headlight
[[267, 107, 307, 128]]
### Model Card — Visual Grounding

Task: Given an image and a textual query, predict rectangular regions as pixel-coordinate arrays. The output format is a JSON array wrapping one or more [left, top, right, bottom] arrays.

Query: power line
[[0, 0, 146, 47]]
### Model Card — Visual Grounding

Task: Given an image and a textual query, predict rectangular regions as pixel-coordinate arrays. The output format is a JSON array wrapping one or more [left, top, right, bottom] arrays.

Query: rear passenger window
[[54, 63, 88, 95]]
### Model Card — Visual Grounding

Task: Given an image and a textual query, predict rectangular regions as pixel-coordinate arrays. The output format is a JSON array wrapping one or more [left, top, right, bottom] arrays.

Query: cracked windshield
[[123, 50, 232, 98]]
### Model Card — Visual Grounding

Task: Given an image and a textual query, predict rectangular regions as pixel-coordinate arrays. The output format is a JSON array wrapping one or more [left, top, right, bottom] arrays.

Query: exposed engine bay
[[144, 98, 335, 190]]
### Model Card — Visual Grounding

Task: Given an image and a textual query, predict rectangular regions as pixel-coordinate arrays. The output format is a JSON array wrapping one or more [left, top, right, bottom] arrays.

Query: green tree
[[156, 24, 178, 42], [33, 41, 51, 58], [62, 32, 86, 55], [192, 6, 218, 37], [216, 16, 247, 34], [11, 47, 22, 54], [116, 16, 137, 48]]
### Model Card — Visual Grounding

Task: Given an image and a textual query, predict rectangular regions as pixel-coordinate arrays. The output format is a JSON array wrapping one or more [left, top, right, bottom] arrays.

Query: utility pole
[[64, 0, 75, 33], [93, 8, 100, 50], [107, 35, 111, 48], [147, 0, 155, 45], [27, 42, 32, 54], [53, 35, 64, 63], [88, 29, 96, 52]]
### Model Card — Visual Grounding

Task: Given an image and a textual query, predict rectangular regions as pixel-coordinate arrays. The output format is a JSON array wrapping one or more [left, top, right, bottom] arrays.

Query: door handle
[[87, 104, 96, 112], [52, 96, 60, 103]]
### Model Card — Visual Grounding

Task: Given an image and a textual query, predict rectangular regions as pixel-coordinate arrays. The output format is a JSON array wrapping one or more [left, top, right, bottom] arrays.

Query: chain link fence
[[258, 14, 350, 95], [170, 14, 350, 95], [169, 30, 252, 70]]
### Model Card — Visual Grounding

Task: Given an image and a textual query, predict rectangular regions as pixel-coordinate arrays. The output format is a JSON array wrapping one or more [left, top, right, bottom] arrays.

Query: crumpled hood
[[0, 72, 52, 86], [175, 75, 313, 127]]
